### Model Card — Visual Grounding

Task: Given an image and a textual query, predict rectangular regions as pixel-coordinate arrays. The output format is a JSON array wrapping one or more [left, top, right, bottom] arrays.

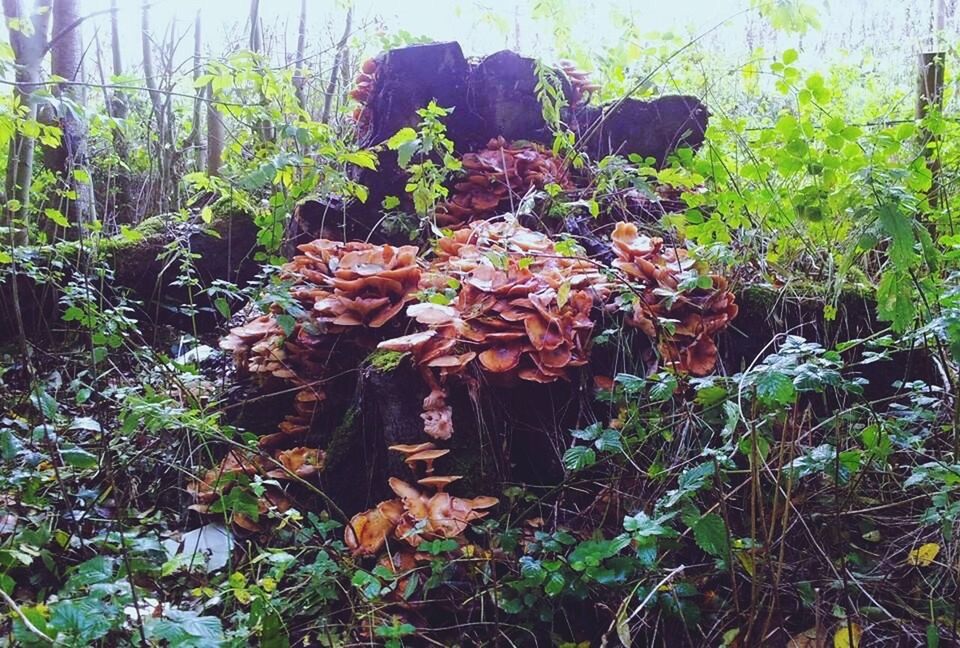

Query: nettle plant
[[386, 101, 462, 230], [192, 53, 378, 259]]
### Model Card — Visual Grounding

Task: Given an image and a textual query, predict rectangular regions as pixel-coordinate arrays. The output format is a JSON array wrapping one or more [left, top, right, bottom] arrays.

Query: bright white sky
[[80, 0, 943, 68]]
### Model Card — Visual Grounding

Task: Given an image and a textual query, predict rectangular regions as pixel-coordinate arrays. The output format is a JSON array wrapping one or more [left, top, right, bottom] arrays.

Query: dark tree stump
[[468, 49, 576, 147], [363, 41, 473, 147], [575, 96, 709, 166]]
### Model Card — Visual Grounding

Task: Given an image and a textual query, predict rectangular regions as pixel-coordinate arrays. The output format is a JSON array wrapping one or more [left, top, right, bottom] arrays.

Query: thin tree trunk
[[104, 0, 131, 221], [45, 0, 97, 233], [206, 85, 225, 177], [321, 6, 352, 124], [293, 0, 307, 111], [247, 0, 274, 142], [141, 1, 173, 212], [186, 9, 204, 170], [3, 0, 53, 244], [248, 0, 262, 53]]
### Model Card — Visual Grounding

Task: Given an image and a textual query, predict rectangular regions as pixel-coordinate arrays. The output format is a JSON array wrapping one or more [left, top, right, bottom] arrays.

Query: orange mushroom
[[404, 448, 450, 475]]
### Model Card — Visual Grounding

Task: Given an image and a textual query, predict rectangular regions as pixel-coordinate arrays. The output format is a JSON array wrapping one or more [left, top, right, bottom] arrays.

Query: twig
[[0, 588, 56, 644]]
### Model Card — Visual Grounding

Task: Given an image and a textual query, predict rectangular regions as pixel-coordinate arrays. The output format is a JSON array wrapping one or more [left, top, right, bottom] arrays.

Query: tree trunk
[[248, 0, 261, 52], [3, 0, 53, 245], [206, 85, 225, 177], [141, 1, 175, 212], [185, 9, 204, 170], [293, 0, 307, 111], [321, 6, 352, 124], [44, 0, 97, 235], [104, 0, 131, 222]]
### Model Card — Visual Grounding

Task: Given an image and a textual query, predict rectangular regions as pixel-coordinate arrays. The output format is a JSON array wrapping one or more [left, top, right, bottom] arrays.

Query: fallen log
[[0, 210, 260, 343]]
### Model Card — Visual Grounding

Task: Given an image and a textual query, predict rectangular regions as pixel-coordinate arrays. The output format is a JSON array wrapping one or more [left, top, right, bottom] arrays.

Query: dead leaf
[[907, 542, 940, 567], [833, 623, 862, 648]]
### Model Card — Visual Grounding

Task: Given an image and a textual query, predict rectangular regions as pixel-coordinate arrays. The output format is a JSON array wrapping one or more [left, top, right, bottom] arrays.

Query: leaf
[[876, 271, 915, 332], [60, 446, 98, 470], [906, 542, 940, 566], [833, 623, 862, 648], [44, 208, 69, 228], [200, 206, 213, 224], [341, 150, 378, 170], [878, 203, 917, 269], [754, 370, 796, 406], [557, 281, 571, 308], [692, 513, 729, 557], [562, 445, 596, 471], [163, 523, 235, 573]]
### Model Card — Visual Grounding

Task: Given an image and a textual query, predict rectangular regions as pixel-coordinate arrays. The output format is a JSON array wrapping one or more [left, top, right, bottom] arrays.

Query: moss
[[366, 349, 407, 373], [321, 405, 361, 475], [97, 215, 167, 257]]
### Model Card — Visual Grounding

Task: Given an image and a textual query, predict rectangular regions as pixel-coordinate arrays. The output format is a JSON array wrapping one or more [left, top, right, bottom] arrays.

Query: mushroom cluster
[[344, 443, 498, 556], [378, 219, 610, 440], [349, 58, 379, 135], [436, 137, 572, 228], [219, 239, 421, 447], [188, 447, 323, 533], [558, 59, 601, 104], [610, 221, 738, 375]]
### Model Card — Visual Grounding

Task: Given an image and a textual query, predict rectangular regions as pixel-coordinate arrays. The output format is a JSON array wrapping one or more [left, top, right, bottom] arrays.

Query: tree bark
[[3, 0, 53, 244], [247, 0, 261, 53], [321, 6, 352, 124], [140, 1, 175, 212], [293, 0, 307, 111], [103, 0, 131, 222], [206, 85, 225, 177], [44, 0, 97, 234], [185, 9, 204, 170]]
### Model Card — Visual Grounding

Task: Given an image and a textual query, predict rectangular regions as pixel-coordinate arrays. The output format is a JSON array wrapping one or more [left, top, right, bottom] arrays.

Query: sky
[[1, 0, 950, 104]]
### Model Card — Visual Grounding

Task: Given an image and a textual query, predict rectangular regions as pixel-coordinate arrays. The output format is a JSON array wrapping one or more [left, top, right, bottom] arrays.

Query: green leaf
[[754, 371, 795, 406], [60, 446, 98, 470], [877, 203, 917, 269], [386, 128, 418, 166], [562, 445, 596, 471], [341, 150, 378, 170], [876, 270, 915, 332], [200, 206, 213, 224], [691, 513, 729, 557], [782, 48, 798, 64], [44, 208, 69, 228]]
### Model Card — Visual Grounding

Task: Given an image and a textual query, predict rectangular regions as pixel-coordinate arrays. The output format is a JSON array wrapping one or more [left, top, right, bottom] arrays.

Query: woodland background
[[0, 0, 959, 646]]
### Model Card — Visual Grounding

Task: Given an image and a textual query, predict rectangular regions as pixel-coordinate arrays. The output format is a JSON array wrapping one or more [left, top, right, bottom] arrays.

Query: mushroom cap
[[417, 475, 463, 490], [344, 505, 399, 556], [388, 442, 437, 456], [404, 448, 450, 463]]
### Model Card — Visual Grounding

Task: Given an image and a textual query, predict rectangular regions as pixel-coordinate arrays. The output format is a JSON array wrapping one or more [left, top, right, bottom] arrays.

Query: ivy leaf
[[691, 513, 729, 557]]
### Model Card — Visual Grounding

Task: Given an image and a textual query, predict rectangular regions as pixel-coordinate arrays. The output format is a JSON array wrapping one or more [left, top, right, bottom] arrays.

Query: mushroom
[[417, 475, 462, 492], [404, 448, 450, 475], [388, 442, 437, 456], [345, 498, 404, 556]]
